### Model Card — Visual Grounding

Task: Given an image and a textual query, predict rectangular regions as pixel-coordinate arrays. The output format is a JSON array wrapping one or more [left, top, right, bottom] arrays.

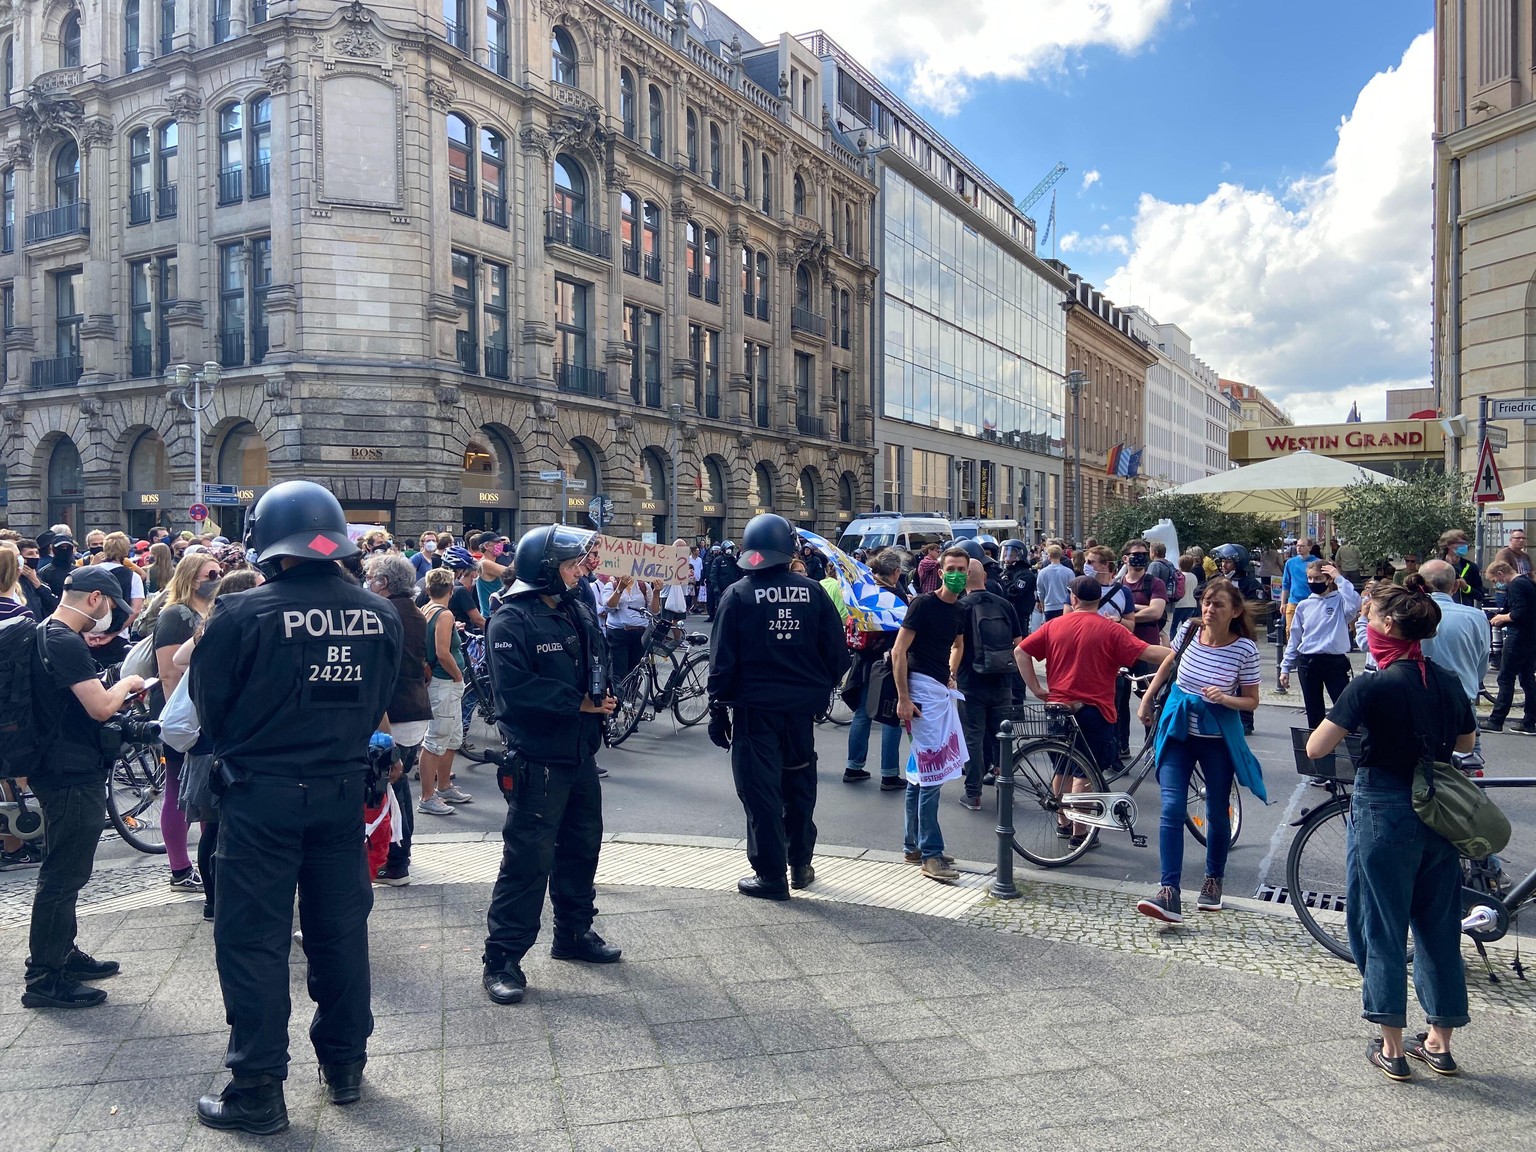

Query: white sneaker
[[437, 784, 474, 805], [418, 795, 455, 816]]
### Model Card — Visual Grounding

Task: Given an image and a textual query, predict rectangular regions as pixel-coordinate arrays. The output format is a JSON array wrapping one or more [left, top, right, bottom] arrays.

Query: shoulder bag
[[865, 655, 901, 727], [1410, 668, 1511, 858]]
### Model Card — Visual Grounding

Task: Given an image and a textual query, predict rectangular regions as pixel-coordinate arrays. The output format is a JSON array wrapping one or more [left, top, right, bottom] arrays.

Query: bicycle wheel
[[1009, 738, 1106, 868], [604, 667, 648, 747], [670, 652, 712, 727], [108, 745, 168, 854], [1186, 767, 1243, 849], [1286, 798, 1358, 962], [823, 669, 855, 726]]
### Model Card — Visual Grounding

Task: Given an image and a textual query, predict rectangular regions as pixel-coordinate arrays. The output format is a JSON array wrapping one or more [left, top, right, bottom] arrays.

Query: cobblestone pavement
[[2, 835, 1535, 1151]]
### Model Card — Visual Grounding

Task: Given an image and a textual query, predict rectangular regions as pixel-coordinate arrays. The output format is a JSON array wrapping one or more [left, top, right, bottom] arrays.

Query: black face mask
[[1308, 581, 1329, 595], [1126, 554, 1148, 569], [23, 556, 39, 570]]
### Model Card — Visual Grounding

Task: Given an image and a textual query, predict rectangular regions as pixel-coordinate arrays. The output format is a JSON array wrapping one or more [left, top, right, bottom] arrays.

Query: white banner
[[592, 536, 689, 583]]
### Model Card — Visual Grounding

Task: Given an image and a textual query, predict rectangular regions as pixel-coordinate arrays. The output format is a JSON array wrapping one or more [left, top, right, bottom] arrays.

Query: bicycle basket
[[643, 619, 682, 656], [997, 704, 1078, 742], [1289, 726, 1361, 783]]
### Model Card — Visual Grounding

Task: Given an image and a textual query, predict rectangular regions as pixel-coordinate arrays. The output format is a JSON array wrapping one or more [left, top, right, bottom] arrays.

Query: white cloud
[[1060, 230, 1129, 256], [1081, 169, 1102, 192], [1105, 32, 1433, 424], [751, 0, 1178, 115]]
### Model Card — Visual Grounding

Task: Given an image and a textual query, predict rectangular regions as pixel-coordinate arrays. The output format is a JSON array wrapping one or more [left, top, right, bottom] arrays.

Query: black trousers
[[730, 707, 818, 882], [385, 743, 419, 872], [26, 779, 106, 982], [607, 628, 645, 686], [483, 754, 603, 971], [1297, 652, 1352, 729], [215, 773, 373, 1081], [960, 694, 1007, 798], [1490, 645, 1536, 726]]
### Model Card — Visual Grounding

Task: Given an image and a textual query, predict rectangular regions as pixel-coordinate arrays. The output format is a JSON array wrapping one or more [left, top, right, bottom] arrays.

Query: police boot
[[790, 864, 815, 890], [483, 963, 528, 1005], [551, 929, 622, 964], [197, 1077, 289, 1135], [320, 1059, 365, 1105], [737, 874, 790, 901]]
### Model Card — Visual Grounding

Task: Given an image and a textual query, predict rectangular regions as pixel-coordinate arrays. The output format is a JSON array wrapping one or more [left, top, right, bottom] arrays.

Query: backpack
[[1173, 568, 1187, 601], [967, 595, 1017, 676], [0, 617, 47, 775]]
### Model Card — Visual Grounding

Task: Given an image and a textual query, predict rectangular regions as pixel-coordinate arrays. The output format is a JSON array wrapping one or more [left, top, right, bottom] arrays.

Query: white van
[[838, 513, 953, 555], [950, 518, 1021, 543]]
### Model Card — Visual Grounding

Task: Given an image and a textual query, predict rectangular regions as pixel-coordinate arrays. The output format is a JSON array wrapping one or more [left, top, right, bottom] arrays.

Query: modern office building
[[1384, 385, 1437, 422], [0, 0, 878, 541], [1219, 378, 1292, 431], [801, 32, 1069, 541], [1125, 306, 1230, 487]]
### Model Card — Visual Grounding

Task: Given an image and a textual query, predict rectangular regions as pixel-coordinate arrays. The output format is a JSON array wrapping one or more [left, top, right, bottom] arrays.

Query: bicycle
[[604, 615, 711, 747], [102, 707, 168, 855], [1285, 729, 1534, 973], [816, 666, 856, 726], [1001, 689, 1243, 869]]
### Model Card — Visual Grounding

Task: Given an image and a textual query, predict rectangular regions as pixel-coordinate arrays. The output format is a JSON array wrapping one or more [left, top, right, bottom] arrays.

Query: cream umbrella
[[1487, 477, 1536, 510], [1161, 450, 1403, 521]]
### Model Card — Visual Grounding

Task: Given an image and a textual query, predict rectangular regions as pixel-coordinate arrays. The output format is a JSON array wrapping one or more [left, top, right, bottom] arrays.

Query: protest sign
[[593, 536, 689, 583]]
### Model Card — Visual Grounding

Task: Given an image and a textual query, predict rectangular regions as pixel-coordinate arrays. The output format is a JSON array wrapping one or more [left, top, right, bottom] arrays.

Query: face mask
[[196, 579, 221, 600], [941, 571, 968, 594], [423, 540, 437, 553], [23, 556, 39, 570], [1126, 554, 1148, 569], [1456, 544, 1469, 557], [65, 599, 113, 633], [1307, 581, 1329, 596]]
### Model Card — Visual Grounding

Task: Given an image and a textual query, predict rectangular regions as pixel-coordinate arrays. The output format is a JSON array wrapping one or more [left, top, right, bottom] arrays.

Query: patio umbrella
[[1161, 450, 1403, 521], [1486, 476, 1536, 510]]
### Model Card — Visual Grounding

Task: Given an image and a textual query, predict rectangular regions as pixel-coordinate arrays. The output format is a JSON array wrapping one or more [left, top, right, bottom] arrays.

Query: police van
[[950, 519, 1021, 543], [837, 513, 952, 556]]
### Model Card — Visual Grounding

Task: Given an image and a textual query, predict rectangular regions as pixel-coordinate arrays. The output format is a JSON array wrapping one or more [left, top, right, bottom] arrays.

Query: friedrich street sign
[[1487, 398, 1536, 423]]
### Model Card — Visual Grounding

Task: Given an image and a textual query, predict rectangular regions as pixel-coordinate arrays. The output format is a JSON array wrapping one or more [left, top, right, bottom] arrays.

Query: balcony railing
[[251, 0, 268, 22], [31, 355, 82, 388], [755, 403, 770, 429], [128, 190, 151, 226], [791, 307, 827, 337], [742, 292, 755, 316], [838, 329, 851, 350], [704, 277, 720, 304], [756, 296, 769, 321], [688, 271, 701, 298], [703, 393, 721, 419], [25, 201, 89, 244], [130, 343, 154, 378], [544, 210, 610, 258], [621, 245, 640, 275], [219, 330, 245, 367], [218, 168, 243, 205], [484, 343, 509, 380], [444, 20, 468, 51], [160, 31, 174, 55], [250, 160, 271, 199], [840, 418, 851, 443], [212, 14, 231, 42], [456, 330, 478, 374], [796, 412, 825, 438], [556, 361, 605, 396], [251, 324, 268, 365], [2, 224, 12, 254], [487, 44, 508, 77], [449, 177, 474, 216], [643, 379, 662, 408], [157, 183, 178, 219], [125, 47, 141, 72], [482, 190, 507, 227], [643, 254, 662, 283]]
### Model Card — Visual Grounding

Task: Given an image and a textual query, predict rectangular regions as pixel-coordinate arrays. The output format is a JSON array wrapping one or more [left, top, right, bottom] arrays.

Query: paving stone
[[690, 1101, 827, 1152], [570, 1115, 702, 1152], [771, 1045, 899, 1099], [651, 1016, 763, 1065], [801, 1089, 947, 1152], [667, 1055, 799, 1114], [836, 1000, 957, 1044], [746, 1008, 862, 1055], [560, 1065, 684, 1126], [65, 1073, 216, 1132], [441, 1080, 565, 1141]]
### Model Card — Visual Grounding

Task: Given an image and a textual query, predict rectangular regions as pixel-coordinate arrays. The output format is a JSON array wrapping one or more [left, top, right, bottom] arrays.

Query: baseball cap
[[63, 565, 134, 615], [1067, 575, 1102, 603]]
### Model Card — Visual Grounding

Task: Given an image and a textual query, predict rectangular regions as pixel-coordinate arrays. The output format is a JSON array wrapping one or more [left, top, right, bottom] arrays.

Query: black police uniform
[[190, 562, 401, 1085], [482, 589, 608, 972], [708, 566, 848, 889]]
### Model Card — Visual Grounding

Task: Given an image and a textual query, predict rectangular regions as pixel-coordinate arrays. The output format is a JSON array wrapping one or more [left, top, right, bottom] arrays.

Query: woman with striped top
[[1133, 579, 1266, 924]]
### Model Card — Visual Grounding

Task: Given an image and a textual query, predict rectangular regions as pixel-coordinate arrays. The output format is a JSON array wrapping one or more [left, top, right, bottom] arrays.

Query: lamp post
[[668, 402, 683, 543], [167, 360, 222, 535], [1064, 369, 1086, 545]]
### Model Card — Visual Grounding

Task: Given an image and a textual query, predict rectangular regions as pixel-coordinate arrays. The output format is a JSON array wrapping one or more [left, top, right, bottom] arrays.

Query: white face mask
[[423, 540, 437, 553], [65, 598, 114, 633]]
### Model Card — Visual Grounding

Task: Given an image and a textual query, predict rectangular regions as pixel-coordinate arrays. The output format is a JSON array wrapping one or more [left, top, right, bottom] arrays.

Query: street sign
[[565, 479, 588, 491], [1488, 398, 1536, 423], [188, 503, 210, 522], [588, 493, 614, 528], [202, 483, 239, 497], [1486, 424, 1509, 450], [1474, 439, 1505, 503], [539, 469, 565, 482]]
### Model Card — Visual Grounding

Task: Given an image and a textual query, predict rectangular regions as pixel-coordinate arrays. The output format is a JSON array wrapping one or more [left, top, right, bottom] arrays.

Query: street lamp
[[1064, 369, 1086, 545], [667, 402, 683, 543], [167, 360, 222, 536]]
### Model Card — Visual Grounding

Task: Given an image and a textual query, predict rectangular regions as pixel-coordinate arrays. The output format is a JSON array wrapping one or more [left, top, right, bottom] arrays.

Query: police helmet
[[738, 514, 796, 571], [508, 523, 595, 597], [1211, 543, 1250, 571], [946, 537, 987, 563], [721, 540, 736, 553], [1000, 539, 1025, 557], [441, 546, 477, 571], [248, 480, 356, 566]]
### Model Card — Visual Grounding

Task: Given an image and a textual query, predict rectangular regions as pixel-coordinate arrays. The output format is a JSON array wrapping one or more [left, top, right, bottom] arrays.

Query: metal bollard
[[991, 719, 1021, 899]]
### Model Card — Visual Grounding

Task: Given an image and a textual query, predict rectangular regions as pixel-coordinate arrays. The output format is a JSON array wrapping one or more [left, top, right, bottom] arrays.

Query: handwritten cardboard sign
[[593, 536, 689, 583]]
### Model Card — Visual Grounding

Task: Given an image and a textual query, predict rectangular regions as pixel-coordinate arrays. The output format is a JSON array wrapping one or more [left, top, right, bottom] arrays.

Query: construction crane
[[1040, 190, 1057, 252], [1017, 161, 1067, 215]]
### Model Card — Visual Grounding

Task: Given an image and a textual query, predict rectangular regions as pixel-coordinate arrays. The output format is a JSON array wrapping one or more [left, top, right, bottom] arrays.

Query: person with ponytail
[[1306, 575, 1476, 1083]]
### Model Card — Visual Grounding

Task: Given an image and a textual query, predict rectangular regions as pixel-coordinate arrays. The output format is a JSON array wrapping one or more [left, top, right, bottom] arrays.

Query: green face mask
[[942, 570, 968, 594]]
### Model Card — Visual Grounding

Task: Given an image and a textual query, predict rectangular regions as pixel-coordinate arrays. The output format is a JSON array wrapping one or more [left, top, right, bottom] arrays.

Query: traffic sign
[[588, 493, 614, 528], [1486, 424, 1509, 450], [539, 469, 566, 482], [189, 503, 210, 522], [1474, 439, 1504, 503], [1488, 398, 1536, 423]]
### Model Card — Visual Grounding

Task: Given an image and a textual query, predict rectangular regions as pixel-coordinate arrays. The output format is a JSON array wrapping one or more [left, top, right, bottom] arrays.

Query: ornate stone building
[[0, 0, 877, 542]]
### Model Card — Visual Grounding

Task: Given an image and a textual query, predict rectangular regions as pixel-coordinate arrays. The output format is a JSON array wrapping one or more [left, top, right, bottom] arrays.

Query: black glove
[[707, 704, 732, 750]]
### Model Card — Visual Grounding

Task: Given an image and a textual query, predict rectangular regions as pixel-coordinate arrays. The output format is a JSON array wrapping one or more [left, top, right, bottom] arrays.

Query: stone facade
[[1219, 378, 1292, 431], [0, 0, 877, 541]]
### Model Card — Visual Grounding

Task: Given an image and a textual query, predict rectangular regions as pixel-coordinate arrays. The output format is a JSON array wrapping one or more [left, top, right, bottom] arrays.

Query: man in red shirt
[[1015, 576, 1173, 845]]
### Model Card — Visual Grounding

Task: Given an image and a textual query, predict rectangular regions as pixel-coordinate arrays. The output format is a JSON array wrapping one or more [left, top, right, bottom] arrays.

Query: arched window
[[839, 473, 856, 517], [792, 172, 806, 216], [838, 289, 851, 349], [795, 263, 812, 311], [685, 220, 700, 292], [443, 0, 467, 50], [831, 195, 840, 245], [3, 39, 12, 109], [46, 438, 85, 531], [686, 108, 699, 173], [751, 462, 775, 510], [217, 422, 271, 486], [741, 143, 752, 202], [155, 121, 178, 215], [799, 468, 818, 514], [447, 113, 473, 215], [620, 190, 638, 270], [551, 26, 577, 87], [756, 251, 770, 308], [708, 123, 722, 189], [572, 439, 602, 496], [642, 448, 668, 500], [705, 457, 726, 505], [127, 431, 170, 492], [248, 93, 271, 199], [703, 228, 719, 295], [61, 11, 81, 68], [845, 204, 855, 256], [647, 85, 664, 158], [486, 0, 508, 76], [54, 141, 80, 206], [125, 0, 141, 70], [217, 101, 243, 203], [641, 200, 661, 281], [128, 129, 151, 223], [481, 128, 507, 225], [553, 154, 585, 222], [619, 68, 637, 140], [2, 168, 14, 245], [761, 154, 772, 214]]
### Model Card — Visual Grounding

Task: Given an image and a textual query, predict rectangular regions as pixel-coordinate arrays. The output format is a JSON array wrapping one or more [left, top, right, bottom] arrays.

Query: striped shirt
[[1172, 621, 1261, 736]]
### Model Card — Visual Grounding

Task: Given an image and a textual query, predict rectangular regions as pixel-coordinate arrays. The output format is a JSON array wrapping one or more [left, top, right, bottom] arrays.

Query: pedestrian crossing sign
[[1474, 438, 1504, 503]]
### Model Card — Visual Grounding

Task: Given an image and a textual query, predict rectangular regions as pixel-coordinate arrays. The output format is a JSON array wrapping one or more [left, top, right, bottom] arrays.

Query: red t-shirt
[[1016, 610, 1150, 723]]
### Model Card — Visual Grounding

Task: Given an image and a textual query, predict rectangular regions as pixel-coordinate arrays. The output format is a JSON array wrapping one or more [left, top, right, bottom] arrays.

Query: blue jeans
[[1156, 735, 1236, 890], [1345, 786, 1469, 1030], [903, 781, 945, 859], [460, 678, 478, 731], [847, 681, 903, 778]]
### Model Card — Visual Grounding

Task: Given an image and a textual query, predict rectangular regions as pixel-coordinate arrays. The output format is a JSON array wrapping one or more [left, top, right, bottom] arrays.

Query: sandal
[[1368, 1039, 1411, 1082], [1403, 1033, 1458, 1076]]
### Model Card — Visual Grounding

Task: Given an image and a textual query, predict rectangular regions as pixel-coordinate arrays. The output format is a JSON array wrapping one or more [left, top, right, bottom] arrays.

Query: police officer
[[191, 481, 402, 1135], [481, 524, 619, 1006], [707, 514, 848, 899]]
